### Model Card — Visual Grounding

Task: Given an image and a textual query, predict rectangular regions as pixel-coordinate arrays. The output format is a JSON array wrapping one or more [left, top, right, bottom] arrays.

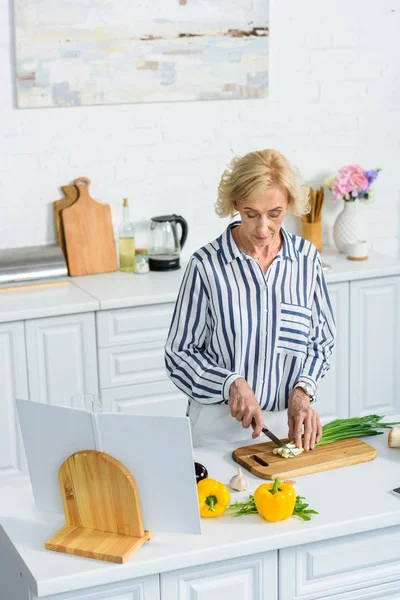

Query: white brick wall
[[0, 0, 399, 259]]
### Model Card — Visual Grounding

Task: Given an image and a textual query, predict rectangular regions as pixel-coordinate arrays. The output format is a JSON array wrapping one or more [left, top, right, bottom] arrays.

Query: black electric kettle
[[149, 214, 188, 271]]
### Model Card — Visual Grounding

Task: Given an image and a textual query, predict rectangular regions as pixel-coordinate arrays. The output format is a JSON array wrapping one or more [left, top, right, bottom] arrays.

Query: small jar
[[134, 248, 149, 274]]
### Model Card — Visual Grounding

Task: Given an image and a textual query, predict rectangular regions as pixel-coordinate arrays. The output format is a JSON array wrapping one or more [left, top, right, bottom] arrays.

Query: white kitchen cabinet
[[349, 276, 400, 416], [25, 313, 99, 407], [30, 575, 160, 600], [161, 551, 278, 600], [97, 304, 181, 415], [317, 282, 349, 422], [101, 380, 188, 416], [279, 526, 400, 600], [0, 321, 28, 476]]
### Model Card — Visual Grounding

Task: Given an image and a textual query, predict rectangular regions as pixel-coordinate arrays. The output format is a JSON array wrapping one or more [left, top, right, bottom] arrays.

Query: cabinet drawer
[[279, 526, 400, 600], [99, 343, 167, 388], [161, 551, 277, 600], [97, 304, 174, 348], [34, 573, 160, 600], [101, 380, 188, 416]]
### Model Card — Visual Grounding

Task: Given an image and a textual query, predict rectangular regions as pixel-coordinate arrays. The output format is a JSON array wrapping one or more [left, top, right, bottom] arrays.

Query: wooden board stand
[[45, 450, 152, 564], [232, 437, 377, 480]]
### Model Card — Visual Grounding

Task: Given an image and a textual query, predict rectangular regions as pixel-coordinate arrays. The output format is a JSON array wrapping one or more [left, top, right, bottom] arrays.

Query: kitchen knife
[[260, 426, 296, 457]]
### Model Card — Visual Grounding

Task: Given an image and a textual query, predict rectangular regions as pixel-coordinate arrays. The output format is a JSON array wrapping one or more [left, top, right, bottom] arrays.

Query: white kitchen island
[[1, 431, 400, 600]]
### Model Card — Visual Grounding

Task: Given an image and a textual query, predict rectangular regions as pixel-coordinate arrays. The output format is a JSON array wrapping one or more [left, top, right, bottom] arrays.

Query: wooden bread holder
[[45, 450, 152, 564]]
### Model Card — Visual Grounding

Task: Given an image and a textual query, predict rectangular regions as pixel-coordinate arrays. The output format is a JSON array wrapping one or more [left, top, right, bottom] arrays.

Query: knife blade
[[260, 426, 296, 457]]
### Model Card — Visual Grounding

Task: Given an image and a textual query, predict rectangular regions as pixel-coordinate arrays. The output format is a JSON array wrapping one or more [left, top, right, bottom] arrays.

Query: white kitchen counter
[[0, 252, 400, 323], [71, 250, 400, 311], [0, 281, 99, 324], [0, 249, 399, 322], [71, 268, 184, 310], [1, 431, 400, 598], [320, 249, 400, 283]]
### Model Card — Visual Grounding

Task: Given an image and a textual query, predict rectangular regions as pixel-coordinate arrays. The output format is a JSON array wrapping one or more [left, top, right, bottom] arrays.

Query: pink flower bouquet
[[324, 165, 380, 203]]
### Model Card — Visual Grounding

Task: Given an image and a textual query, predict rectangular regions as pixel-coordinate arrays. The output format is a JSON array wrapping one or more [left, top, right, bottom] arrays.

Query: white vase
[[333, 200, 366, 253]]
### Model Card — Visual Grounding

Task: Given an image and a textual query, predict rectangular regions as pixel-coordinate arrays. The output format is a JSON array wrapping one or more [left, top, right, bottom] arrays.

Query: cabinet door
[[279, 526, 400, 600], [25, 313, 99, 407], [350, 276, 400, 416], [30, 574, 160, 600], [0, 321, 28, 475], [317, 282, 349, 422], [161, 551, 277, 600], [101, 380, 188, 416]]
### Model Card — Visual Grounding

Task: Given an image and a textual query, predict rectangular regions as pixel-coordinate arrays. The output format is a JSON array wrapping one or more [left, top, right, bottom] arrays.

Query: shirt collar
[[218, 221, 299, 265]]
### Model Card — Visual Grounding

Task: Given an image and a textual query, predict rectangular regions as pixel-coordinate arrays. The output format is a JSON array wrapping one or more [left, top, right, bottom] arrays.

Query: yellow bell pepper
[[197, 478, 231, 518], [254, 478, 296, 522]]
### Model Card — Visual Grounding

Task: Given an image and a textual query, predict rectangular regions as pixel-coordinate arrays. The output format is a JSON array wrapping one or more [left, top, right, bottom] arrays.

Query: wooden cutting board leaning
[[232, 437, 377, 480], [53, 184, 79, 262], [61, 178, 118, 276]]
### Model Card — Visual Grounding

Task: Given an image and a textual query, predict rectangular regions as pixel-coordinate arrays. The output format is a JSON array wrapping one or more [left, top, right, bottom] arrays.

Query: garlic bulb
[[229, 467, 248, 492]]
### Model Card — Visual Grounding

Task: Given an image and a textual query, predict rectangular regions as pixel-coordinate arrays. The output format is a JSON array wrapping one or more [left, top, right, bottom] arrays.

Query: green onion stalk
[[315, 415, 400, 447]]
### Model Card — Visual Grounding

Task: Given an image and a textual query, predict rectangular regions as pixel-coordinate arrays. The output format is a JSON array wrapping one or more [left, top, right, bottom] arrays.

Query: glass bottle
[[118, 198, 135, 272]]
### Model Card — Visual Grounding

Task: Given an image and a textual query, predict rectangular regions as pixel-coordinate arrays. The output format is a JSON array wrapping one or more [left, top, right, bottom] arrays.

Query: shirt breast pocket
[[277, 303, 312, 358]]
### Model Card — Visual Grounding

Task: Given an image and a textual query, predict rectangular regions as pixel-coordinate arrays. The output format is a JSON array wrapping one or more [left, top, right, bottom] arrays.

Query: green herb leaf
[[293, 495, 318, 521]]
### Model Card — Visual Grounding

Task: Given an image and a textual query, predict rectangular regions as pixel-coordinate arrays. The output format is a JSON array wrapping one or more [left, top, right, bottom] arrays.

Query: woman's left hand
[[287, 388, 322, 451]]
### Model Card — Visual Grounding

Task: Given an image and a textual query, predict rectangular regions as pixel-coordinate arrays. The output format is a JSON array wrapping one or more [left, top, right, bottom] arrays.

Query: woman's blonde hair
[[215, 149, 310, 218]]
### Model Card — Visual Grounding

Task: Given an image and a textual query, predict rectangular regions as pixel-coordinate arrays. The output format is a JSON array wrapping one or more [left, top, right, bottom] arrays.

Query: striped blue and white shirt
[[165, 222, 336, 411]]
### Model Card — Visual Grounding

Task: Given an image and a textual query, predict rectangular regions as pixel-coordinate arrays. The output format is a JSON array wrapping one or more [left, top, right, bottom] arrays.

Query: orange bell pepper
[[254, 478, 296, 522], [197, 478, 231, 518]]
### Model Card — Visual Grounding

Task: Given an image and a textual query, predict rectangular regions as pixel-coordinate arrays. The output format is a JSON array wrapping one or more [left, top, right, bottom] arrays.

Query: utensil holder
[[301, 220, 322, 253]]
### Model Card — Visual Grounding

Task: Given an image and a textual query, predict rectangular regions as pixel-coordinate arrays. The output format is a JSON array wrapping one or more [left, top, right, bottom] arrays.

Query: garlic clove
[[229, 467, 248, 492], [388, 426, 400, 448]]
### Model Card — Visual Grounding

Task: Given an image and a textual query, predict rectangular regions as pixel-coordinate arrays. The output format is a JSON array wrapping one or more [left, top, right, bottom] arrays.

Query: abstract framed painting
[[14, 0, 269, 108]]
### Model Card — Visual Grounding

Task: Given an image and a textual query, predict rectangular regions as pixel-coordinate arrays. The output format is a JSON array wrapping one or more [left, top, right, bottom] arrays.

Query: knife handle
[[251, 417, 265, 430]]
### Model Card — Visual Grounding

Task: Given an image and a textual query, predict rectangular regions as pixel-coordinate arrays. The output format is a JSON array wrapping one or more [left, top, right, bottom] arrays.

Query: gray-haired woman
[[165, 149, 336, 449]]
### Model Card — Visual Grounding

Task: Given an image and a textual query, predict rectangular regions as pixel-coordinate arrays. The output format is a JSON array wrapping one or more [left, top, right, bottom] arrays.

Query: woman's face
[[234, 186, 289, 247]]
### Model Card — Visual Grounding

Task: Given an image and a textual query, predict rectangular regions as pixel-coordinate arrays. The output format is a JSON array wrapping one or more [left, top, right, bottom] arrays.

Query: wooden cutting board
[[53, 184, 79, 261], [62, 178, 118, 276], [232, 437, 377, 480]]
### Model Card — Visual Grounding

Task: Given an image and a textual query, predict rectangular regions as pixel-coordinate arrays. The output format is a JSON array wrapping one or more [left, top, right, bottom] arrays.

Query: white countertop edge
[[31, 511, 400, 597], [96, 293, 179, 310], [325, 265, 400, 284], [0, 251, 399, 322], [0, 301, 100, 324]]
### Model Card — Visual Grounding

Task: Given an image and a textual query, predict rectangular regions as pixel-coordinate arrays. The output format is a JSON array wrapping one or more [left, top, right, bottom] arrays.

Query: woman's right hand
[[229, 378, 264, 439]]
